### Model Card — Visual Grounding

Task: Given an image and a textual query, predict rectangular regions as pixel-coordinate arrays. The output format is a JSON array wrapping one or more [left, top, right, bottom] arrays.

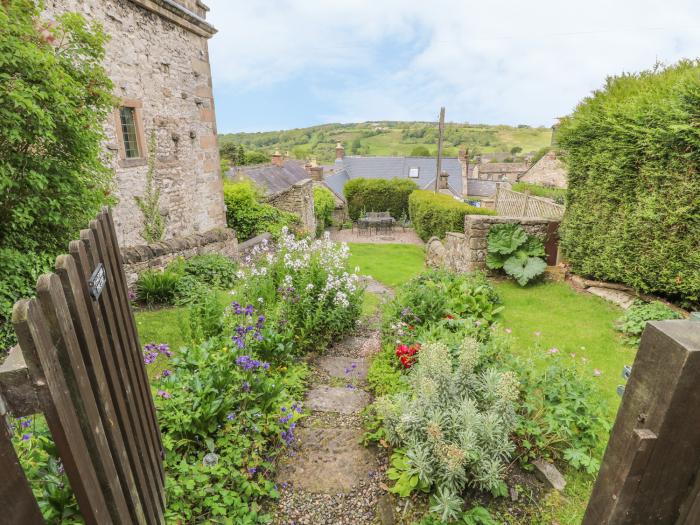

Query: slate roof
[[328, 156, 473, 201], [463, 179, 499, 198], [229, 161, 310, 195]]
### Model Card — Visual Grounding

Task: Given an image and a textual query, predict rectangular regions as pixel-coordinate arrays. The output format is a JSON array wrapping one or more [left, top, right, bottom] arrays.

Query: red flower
[[445, 314, 455, 320]]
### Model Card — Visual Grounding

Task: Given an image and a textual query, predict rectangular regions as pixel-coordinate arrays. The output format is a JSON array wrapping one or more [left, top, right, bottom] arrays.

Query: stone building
[[42, 0, 226, 247], [227, 152, 317, 234], [472, 161, 530, 183], [517, 151, 567, 188]]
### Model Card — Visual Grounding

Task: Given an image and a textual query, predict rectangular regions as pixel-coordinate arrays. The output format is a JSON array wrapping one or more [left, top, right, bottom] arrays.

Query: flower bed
[[365, 269, 609, 523], [12, 230, 363, 523]]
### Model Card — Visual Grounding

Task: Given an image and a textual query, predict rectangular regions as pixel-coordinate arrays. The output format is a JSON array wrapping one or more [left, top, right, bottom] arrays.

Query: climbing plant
[[135, 132, 166, 243]]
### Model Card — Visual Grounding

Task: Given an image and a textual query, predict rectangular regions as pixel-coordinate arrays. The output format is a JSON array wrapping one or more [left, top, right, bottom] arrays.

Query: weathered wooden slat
[[0, 393, 45, 524], [35, 273, 131, 522], [13, 298, 112, 525], [55, 254, 147, 525], [583, 320, 700, 524], [92, 216, 165, 502], [82, 227, 163, 524], [71, 237, 156, 525], [100, 209, 165, 477]]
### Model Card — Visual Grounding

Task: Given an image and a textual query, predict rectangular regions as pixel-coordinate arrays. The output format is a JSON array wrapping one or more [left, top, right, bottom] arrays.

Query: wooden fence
[[584, 319, 700, 524], [494, 185, 565, 219], [0, 208, 164, 524]]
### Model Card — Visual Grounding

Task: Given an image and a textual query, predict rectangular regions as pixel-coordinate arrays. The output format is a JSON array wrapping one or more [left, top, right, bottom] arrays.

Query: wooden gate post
[[583, 320, 700, 524], [0, 393, 45, 524]]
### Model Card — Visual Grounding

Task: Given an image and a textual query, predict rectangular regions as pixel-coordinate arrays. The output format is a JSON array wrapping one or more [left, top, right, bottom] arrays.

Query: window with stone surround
[[115, 99, 146, 167]]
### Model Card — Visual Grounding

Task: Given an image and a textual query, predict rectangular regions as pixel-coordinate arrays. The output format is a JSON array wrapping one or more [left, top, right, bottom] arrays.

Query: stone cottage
[[42, 0, 226, 247], [227, 151, 317, 234], [517, 151, 567, 188]]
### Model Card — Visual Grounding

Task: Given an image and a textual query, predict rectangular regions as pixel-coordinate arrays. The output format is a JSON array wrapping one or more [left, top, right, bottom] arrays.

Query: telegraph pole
[[434, 106, 445, 193]]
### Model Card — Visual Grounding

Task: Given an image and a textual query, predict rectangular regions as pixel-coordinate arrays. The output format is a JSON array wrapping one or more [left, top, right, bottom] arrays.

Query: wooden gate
[[0, 208, 164, 524]]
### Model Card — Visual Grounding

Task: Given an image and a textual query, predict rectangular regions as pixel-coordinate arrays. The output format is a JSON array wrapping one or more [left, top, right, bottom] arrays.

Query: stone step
[[306, 385, 370, 414], [316, 356, 368, 381], [276, 426, 376, 493]]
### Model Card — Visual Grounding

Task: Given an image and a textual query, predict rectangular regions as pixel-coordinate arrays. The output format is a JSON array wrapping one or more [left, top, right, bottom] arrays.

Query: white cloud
[[207, 0, 700, 127]]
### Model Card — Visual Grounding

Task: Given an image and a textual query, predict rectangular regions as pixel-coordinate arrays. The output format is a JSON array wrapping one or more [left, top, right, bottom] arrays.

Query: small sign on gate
[[88, 263, 106, 300]]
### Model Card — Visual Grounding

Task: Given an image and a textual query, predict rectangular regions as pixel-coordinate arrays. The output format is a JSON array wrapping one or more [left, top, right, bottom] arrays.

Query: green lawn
[[493, 279, 636, 524], [494, 279, 633, 414], [348, 243, 425, 287]]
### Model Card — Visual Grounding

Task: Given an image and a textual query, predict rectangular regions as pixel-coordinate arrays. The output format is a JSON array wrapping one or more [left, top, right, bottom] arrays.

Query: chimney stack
[[271, 149, 283, 167], [310, 166, 324, 181], [304, 160, 312, 174], [438, 170, 450, 190], [284, 150, 291, 160], [335, 142, 345, 160], [458, 148, 470, 197]]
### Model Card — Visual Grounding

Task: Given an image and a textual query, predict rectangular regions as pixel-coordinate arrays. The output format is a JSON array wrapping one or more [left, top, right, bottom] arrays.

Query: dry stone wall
[[43, 0, 226, 247], [266, 179, 316, 235], [121, 228, 237, 287], [426, 215, 559, 273]]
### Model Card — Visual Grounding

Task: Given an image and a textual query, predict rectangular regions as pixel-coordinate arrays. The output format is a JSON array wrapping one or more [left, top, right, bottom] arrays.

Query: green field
[[220, 122, 552, 164]]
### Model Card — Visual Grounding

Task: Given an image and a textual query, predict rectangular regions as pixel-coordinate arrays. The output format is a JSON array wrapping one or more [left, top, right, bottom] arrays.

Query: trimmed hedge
[[344, 178, 417, 221], [557, 60, 700, 307], [408, 190, 495, 241], [223, 180, 299, 241]]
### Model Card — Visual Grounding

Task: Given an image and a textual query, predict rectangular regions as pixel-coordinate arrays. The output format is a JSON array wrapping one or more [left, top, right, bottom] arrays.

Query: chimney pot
[[271, 149, 283, 167], [335, 142, 345, 160], [310, 166, 324, 181]]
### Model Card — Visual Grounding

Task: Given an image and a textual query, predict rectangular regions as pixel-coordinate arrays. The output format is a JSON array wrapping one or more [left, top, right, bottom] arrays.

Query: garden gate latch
[[88, 263, 106, 300]]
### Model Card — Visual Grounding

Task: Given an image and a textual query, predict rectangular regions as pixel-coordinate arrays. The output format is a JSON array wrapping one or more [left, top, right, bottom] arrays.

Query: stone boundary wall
[[238, 233, 273, 261], [265, 179, 316, 235], [121, 227, 238, 287], [426, 215, 559, 273]]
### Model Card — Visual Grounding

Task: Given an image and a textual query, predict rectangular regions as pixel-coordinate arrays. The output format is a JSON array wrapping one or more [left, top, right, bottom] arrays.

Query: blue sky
[[207, 0, 700, 133]]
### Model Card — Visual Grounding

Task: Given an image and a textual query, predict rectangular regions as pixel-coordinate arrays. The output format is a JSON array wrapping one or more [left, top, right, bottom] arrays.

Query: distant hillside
[[218, 121, 553, 165]]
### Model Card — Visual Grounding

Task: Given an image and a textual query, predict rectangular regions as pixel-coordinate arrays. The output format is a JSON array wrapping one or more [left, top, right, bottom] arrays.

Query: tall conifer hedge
[[558, 61, 700, 307]]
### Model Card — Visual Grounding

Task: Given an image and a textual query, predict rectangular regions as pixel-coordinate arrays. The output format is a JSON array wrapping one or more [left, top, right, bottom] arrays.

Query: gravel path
[[272, 294, 392, 525]]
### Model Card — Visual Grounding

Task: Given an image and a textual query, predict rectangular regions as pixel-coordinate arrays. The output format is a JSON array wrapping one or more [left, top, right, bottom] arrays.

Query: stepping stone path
[[274, 285, 393, 525]]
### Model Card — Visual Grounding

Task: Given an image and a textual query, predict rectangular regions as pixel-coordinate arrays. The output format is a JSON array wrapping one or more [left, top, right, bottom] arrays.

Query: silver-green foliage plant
[[486, 223, 546, 286], [377, 339, 519, 518], [135, 132, 166, 243]]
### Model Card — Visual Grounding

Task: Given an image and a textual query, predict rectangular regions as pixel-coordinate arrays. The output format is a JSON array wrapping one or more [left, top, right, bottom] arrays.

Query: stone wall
[[426, 215, 559, 273], [121, 228, 237, 287], [43, 0, 226, 247], [266, 179, 316, 235]]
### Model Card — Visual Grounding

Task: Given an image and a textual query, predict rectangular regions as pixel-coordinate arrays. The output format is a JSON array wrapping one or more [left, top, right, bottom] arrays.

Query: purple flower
[[281, 407, 287, 412], [227, 413, 235, 420], [161, 369, 172, 377], [57, 463, 64, 474], [244, 304, 254, 315], [242, 381, 250, 392], [248, 467, 257, 475], [22, 434, 31, 441], [21, 418, 32, 429], [157, 390, 171, 399]]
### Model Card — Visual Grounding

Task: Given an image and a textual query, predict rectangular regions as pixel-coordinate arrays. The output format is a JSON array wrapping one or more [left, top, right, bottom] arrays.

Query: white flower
[[257, 297, 264, 303], [305, 283, 314, 291]]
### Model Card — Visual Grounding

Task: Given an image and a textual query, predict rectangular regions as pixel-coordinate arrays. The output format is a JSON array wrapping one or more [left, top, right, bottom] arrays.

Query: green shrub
[[515, 352, 611, 474], [136, 270, 180, 306], [170, 254, 238, 289], [486, 224, 547, 286], [0, 249, 54, 355], [557, 60, 700, 307], [223, 180, 300, 241], [0, 4, 114, 353], [616, 300, 683, 345], [408, 190, 495, 241], [313, 186, 335, 236], [344, 178, 418, 221], [511, 182, 566, 205], [376, 340, 518, 517]]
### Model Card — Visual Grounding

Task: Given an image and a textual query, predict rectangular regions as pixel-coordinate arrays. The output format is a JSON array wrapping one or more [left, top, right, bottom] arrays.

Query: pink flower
[[157, 390, 171, 399], [593, 369, 602, 377], [548, 348, 559, 355], [534, 331, 541, 337], [505, 328, 512, 334]]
